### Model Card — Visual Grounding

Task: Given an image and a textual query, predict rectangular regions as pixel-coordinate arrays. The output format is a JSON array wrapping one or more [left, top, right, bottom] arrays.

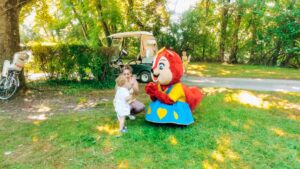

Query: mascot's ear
[[166, 50, 176, 57], [157, 47, 166, 56]]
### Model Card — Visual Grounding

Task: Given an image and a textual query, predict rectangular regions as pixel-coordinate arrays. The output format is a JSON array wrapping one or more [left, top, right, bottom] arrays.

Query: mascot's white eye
[[159, 63, 165, 70]]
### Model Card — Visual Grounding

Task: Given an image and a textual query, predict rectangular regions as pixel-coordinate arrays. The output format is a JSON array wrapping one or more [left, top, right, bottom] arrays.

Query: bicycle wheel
[[0, 76, 18, 100]]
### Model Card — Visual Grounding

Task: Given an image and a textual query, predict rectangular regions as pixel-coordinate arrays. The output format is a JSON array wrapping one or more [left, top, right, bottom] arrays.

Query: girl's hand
[[124, 82, 131, 89], [131, 76, 139, 93]]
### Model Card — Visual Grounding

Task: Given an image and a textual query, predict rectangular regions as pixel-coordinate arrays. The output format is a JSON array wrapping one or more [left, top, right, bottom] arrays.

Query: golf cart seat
[[108, 31, 158, 83], [142, 56, 154, 64]]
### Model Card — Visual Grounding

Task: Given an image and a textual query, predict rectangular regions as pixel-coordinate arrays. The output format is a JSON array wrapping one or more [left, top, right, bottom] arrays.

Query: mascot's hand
[[145, 82, 174, 104], [145, 82, 158, 96], [155, 91, 174, 104]]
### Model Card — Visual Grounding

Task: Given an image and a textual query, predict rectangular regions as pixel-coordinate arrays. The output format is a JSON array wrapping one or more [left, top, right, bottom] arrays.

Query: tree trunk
[[248, 14, 258, 63], [248, 0, 265, 64], [219, 0, 230, 62], [202, 0, 209, 60], [0, 0, 27, 89], [280, 0, 297, 67], [95, 0, 111, 46], [205, 0, 210, 16], [229, 5, 242, 64], [202, 39, 206, 59], [281, 41, 295, 67], [70, 1, 88, 41], [269, 40, 281, 66]]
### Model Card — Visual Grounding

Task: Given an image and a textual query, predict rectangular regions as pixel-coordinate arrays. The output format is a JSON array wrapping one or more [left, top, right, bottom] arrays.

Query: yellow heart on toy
[[157, 108, 167, 120], [147, 108, 151, 114], [174, 111, 179, 120]]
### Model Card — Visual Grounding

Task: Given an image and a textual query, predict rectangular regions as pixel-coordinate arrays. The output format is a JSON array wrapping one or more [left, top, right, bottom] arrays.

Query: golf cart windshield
[[108, 31, 157, 63], [111, 38, 122, 62]]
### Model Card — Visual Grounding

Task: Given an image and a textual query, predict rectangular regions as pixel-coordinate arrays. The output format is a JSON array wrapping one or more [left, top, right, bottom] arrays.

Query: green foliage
[[20, 0, 169, 48], [89, 47, 117, 82], [157, 0, 300, 68], [20, 0, 299, 68], [31, 44, 117, 84]]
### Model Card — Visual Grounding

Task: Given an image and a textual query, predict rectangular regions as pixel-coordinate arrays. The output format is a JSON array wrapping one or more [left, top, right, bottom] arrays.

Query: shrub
[[30, 44, 117, 86], [89, 47, 117, 82]]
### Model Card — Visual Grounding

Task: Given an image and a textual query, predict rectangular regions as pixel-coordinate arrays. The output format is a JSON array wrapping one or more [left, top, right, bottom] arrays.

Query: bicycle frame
[[0, 50, 29, 100], [2, 71, 19, 89], [0, 71, 20, 100]]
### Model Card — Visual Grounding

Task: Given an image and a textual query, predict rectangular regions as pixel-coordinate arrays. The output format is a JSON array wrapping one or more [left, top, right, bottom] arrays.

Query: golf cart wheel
[[139, 71, 151, 83]]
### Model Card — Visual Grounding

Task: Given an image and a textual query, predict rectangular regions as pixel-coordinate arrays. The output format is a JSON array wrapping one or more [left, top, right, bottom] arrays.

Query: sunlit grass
[[225, 91, 270, 109], [96, 125, 119, 136], [223, 90, 300, 122], [0, 87, 299, 168], [188, 62, 300, 80]]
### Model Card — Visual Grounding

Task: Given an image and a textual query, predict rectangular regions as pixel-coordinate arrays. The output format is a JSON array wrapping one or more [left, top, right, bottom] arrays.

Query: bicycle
[[0, 50, 30, 100]]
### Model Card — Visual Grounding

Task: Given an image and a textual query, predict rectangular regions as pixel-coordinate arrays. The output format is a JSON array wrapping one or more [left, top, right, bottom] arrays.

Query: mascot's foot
[[145, 118, 194, 125], [146, 122, 190, 128]]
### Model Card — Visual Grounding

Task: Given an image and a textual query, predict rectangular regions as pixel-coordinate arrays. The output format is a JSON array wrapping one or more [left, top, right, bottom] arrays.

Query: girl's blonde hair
[[121, 65, 133, 74], [115, 74, 126, 87]]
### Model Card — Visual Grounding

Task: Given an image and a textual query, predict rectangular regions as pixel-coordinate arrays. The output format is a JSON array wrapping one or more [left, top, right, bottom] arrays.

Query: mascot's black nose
[[151, 69, 154, 73]]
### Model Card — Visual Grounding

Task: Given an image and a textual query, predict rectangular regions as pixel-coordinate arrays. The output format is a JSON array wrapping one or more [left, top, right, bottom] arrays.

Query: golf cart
[[109, 31, 157, 83]]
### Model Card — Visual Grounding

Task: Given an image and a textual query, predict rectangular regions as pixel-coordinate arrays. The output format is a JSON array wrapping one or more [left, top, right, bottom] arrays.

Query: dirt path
[[0, 84, 149, 120], [0, 88, 115, 120]]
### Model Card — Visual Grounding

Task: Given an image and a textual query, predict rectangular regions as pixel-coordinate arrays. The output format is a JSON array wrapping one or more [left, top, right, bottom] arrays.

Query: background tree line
[[1, 0, 299, 81], [161, 0, 300, 68], [17, 0, 300, 69]]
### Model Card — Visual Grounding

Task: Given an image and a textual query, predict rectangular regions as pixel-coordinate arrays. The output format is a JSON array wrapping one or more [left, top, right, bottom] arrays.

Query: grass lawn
[[188, 62, 300, 80], [0, 85, 299, 168]]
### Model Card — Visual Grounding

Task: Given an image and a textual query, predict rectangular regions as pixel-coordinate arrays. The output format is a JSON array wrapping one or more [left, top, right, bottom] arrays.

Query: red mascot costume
[[145, 48, 203, 125]]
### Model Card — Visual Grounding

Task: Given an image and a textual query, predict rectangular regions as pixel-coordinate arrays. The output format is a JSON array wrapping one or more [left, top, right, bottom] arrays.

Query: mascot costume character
[[145, 48, 203, 125]]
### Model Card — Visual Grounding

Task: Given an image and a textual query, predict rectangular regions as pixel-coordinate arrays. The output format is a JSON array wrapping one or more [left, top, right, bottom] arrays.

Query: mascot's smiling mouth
[[153, 74, 160, 81]]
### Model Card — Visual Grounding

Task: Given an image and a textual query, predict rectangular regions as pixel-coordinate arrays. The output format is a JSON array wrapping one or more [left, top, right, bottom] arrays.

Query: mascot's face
[[152, 56, 172, 85], [151, 49, 183, 85]]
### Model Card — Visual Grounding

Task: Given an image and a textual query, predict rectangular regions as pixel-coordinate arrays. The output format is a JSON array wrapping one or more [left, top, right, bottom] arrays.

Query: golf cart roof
[[108, 31, 153, 38]]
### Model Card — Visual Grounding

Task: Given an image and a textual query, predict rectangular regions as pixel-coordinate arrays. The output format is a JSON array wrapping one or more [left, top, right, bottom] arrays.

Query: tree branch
[[19, 0, 30, 4], [0, 0, 29, 16]]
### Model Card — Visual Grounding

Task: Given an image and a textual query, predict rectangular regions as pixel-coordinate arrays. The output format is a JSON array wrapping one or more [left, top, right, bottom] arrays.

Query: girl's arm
[[131, 76, 139, 94], [126, 95, 134, 103]]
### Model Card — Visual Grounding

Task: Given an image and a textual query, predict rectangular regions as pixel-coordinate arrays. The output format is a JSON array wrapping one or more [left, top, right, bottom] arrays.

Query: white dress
[[113, 87, 131, 117]]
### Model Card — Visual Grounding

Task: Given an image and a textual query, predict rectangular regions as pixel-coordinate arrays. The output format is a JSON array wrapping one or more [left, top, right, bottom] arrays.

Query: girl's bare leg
[[118, 116, 125, 131]]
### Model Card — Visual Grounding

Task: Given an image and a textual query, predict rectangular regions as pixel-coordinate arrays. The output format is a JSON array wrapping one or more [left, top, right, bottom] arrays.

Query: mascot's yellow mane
[[155, 47, 166, 57]]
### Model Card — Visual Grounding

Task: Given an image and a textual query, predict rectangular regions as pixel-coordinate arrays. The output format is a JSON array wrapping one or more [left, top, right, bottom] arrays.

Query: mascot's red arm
[[145, 82, 174, 104], [146, 82, 203, 111]]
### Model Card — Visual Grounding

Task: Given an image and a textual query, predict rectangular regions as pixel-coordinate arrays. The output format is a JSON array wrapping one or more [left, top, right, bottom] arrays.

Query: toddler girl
[[113, 75, 134, 133]]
